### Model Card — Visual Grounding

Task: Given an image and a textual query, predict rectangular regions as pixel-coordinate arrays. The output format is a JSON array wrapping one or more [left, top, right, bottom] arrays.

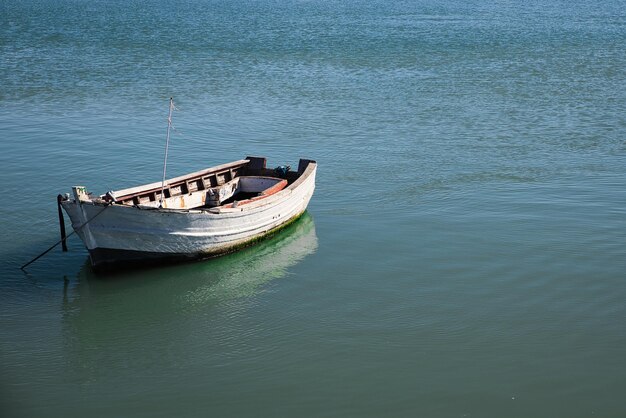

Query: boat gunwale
[[108, 159, 250, 201], [68, 160, 317, 215]]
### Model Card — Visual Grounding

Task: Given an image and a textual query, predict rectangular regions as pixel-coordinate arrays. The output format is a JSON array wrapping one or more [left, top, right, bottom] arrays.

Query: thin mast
[[159, 97, 175, 208]]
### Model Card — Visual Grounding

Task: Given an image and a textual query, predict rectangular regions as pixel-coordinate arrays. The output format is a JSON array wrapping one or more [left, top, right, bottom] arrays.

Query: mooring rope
[[20, 203, 111, 271]]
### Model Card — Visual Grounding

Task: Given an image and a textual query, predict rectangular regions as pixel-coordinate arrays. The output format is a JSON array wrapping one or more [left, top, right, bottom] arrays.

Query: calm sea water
[[1, 0, 625, 416]]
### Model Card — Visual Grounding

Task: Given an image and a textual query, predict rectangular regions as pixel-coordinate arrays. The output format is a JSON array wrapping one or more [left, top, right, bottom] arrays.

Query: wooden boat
[[51, 99, 317, 272], [60, 156, 317, 271]]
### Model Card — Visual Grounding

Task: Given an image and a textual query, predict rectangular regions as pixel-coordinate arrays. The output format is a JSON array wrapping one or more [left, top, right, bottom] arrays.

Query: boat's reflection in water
[[62, 214, 317, 371], [71, 212, 317, 304]]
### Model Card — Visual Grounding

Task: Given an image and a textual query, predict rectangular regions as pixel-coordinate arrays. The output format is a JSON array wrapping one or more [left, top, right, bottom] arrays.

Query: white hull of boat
[[61, 158, 316, 270]]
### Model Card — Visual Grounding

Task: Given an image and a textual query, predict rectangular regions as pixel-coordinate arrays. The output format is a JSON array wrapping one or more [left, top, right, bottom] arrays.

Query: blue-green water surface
[[1, 1, 625, 417]]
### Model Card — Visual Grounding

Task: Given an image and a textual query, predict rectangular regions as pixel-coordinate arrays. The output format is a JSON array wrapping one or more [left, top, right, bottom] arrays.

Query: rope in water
[[20, 201, 111, 271]]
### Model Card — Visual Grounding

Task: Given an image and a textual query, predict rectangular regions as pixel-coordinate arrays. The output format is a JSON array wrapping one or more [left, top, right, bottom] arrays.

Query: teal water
[[1, 0, 625, 416]]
